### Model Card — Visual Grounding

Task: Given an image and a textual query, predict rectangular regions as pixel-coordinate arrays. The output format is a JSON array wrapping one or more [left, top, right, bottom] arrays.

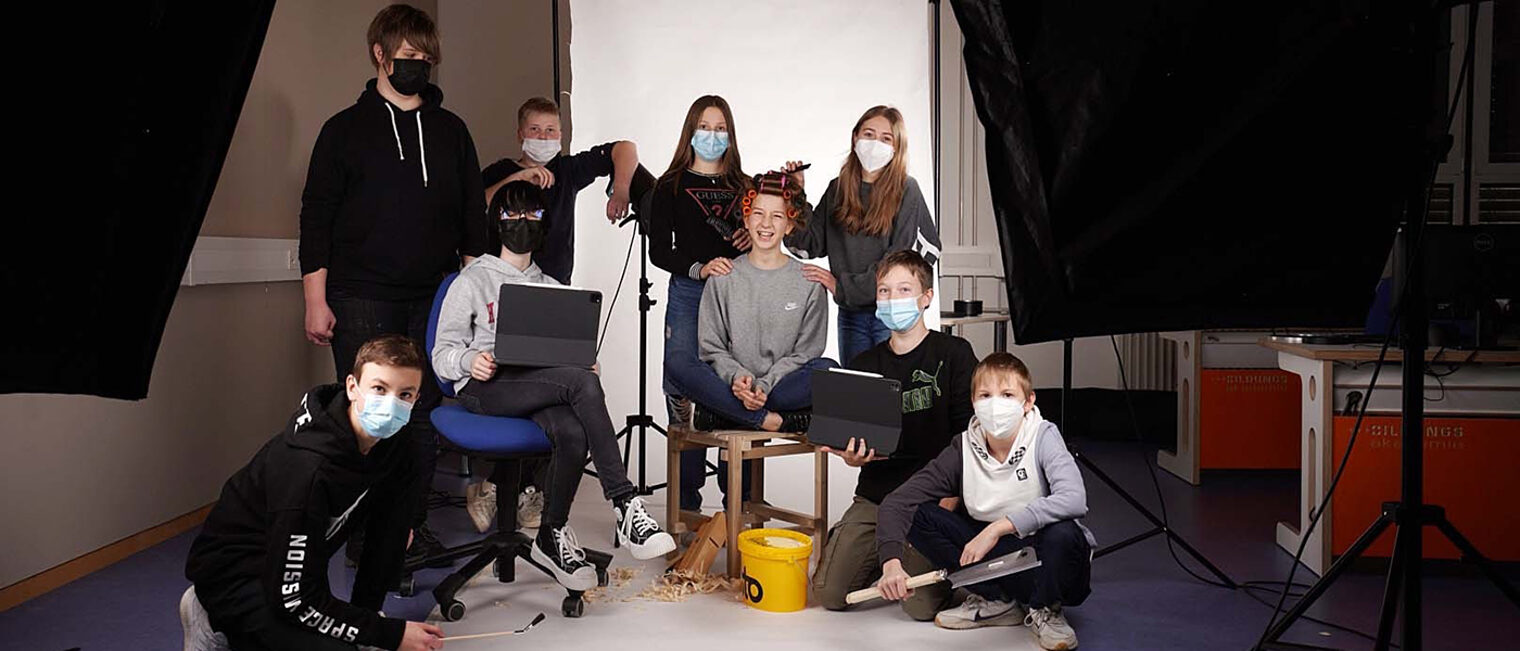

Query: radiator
[[1116, 333, 1177, 391]]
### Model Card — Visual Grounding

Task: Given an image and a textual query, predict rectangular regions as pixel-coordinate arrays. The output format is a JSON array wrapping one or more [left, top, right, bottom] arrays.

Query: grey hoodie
[[786, 176, 941, 310], [432, 254, 559, 392], [875, 423, 1096, 563]]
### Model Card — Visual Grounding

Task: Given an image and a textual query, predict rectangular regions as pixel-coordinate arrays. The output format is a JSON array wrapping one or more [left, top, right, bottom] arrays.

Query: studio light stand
[[1058, 338, 1238, 588]]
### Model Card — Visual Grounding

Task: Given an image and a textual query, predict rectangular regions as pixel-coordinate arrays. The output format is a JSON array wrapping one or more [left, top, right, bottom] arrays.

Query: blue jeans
[[662, 275, 715, 510], [670, 357, 838, 427], [837, 306, 890, 367]]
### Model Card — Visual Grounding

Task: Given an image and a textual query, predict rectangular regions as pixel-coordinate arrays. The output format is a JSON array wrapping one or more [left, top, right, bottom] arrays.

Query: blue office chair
[[398, 272, 610, 620]]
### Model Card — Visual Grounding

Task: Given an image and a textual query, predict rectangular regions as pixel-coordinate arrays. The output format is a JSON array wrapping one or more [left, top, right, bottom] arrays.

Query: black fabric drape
[[948, 0, 1438, 343], [6, 1, 275, 399]]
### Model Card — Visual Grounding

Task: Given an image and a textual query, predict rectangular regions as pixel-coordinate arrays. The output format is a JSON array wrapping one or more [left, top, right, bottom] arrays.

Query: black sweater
[[848, 331, 977, 504], [480, 143, 618, 285], [299, 80, 490, 300], [645, 170, 743, 279], [186, 385, 418, 650]]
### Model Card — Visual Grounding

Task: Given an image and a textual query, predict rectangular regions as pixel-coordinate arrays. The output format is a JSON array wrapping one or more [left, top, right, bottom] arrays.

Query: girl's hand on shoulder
[[801, 264, 836, 294], [701, 257, 735, 279]]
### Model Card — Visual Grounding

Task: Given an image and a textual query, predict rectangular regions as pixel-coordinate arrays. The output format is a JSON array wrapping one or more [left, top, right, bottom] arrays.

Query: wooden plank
[[750, 503, 817, 528], [721, 443, 815, 462], [0, 504, 213, 611]]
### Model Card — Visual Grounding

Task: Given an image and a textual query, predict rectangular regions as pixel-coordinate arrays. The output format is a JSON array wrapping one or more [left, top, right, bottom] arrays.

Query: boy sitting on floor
[[184, 335, 445, 651], [875, 353, 1095, 651]]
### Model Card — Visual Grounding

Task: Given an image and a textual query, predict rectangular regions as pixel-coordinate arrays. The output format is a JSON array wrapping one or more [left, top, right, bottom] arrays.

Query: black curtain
[[5, 1, 276, 399], [947, 0, 1438, 343]]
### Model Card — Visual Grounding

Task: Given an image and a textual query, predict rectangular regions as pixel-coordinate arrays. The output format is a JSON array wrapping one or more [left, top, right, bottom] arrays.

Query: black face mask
[[500, 218, 546, 254], [388, 58, 432, 96]]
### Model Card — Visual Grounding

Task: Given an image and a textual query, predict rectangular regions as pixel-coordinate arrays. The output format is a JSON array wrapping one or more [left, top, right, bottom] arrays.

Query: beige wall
[[0, 0, 438, 589], [436, 0, 559, 169]]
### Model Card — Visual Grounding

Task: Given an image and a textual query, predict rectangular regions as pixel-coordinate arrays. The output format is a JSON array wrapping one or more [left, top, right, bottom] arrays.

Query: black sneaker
[[613, 496, 676, 560], [778, 409, 812, 433], [405, 524, 452, 569], [692, 403, 749, 431], [531, 526, 598, 591]]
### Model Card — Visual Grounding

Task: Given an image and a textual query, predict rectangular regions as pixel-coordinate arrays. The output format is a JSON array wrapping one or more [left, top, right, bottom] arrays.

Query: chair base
[[399, 530, 612, 621]]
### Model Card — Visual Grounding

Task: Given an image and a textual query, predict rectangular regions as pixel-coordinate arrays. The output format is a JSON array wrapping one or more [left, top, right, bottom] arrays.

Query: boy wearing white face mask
[[875, 353, 1094, 651], [786, 105, 942, 365], [186, 335, 448, 651], [480, 97, 640, 285]]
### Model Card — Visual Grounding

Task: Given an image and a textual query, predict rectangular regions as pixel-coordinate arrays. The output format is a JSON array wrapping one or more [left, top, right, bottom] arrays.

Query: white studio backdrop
[[568, 0, 934, 519]]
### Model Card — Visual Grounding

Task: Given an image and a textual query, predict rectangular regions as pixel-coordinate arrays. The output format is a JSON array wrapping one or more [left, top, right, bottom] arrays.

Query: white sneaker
[[179, 586, 229, 651], [933, 593, 1026, 630], [1025, 606, 1079, 650], [531, 526, 599, 591], [613, 496, 676, 560], [517, 486, 544, 529], [465, 481, 496, 533]]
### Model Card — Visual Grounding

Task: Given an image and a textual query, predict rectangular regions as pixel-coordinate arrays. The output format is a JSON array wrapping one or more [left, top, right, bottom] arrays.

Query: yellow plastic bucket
[[736, 528, 813, 612]]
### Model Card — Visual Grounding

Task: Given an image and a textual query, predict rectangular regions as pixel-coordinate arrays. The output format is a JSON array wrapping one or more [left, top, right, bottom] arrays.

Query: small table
[[1260, 338, 1520, 576], [940, 311, 1010, 352]]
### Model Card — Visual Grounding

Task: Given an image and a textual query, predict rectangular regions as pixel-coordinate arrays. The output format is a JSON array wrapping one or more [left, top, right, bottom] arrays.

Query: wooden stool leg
[[751, 456, 766, 512], [726, 439, 745, 578], [666, 430, 683, 538]]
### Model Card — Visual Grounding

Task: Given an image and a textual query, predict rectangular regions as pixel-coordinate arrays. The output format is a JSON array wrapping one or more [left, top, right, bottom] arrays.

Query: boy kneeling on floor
[[875, 353, 1095, 651], [184, 335, 445, 651], [431, 180, 675, 591]]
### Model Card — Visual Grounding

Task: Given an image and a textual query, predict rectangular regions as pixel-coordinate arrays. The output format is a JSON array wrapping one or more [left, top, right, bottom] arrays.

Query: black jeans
[[907, 504, 1092, 610], [456, 366, 635, 530], [328, 291, 442, 530]]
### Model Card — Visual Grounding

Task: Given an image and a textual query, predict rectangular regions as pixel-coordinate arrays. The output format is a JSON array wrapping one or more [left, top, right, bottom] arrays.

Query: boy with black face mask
[[297, 3, 491, 567], [431, 181, 676, 591]]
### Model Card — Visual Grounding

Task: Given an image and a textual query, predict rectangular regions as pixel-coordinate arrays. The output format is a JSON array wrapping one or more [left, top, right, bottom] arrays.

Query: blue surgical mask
[[875, 296, 923, 332], [357, 393, 413, 440], [690, 129, 730, 162]]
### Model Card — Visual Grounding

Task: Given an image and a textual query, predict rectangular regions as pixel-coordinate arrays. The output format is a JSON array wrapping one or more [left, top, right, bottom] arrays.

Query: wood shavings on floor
[[583, 566, 641, 603], [631, 570, 745, 603]]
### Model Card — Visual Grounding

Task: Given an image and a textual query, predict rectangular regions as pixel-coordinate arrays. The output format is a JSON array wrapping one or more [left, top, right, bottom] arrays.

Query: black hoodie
[[299, 80, 491, 301], [186, 384, 417, 650]]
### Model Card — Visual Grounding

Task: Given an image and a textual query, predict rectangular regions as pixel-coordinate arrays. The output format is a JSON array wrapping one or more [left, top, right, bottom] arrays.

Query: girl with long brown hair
[[787, 106, 942, 365], [643, 95, 752, 510]]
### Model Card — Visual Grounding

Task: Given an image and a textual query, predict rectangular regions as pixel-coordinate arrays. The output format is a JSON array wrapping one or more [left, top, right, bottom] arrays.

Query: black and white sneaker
[[613, 496, 677, 560], [531, 526, 598, 591]]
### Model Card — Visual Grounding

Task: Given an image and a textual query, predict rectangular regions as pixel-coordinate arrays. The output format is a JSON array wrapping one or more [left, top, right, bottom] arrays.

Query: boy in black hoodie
[[298, 4, 489, 564], [185, 335, 445, 651]]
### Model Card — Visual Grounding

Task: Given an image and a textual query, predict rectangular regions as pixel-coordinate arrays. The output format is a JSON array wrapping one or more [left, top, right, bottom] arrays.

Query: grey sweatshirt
[[875, 423, 1096, 563], [786, 175, 941, 310], [431, 254, 559, 392], [698, 254, 828, 394]]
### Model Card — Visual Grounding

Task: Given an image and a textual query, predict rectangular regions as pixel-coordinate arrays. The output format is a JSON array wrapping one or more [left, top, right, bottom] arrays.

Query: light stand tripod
[[1059, 338, 1238, 587], [607, 211, 668, 496]]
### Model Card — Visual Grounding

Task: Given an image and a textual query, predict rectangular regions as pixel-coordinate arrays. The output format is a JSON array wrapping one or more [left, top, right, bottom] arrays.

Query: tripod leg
[[1432, 517, 1520, 608], [1263, 514, 1394, 645], [1075, 450, 1237, 587], [1373, 528, 1406, 651]]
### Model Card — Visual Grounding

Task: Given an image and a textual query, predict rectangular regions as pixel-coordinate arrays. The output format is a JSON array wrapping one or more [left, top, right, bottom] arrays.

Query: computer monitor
[[1391, 224, 1519, 349]]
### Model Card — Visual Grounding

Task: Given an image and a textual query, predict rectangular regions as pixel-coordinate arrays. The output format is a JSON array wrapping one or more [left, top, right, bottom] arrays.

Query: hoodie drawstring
[[383, 103, 404, 161], [383, 102, 428, 187], [415, 113, 429, 187]]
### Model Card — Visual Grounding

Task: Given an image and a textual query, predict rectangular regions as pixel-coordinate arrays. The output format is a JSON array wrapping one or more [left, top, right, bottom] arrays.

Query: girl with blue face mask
[[644, 95, 757, 511]]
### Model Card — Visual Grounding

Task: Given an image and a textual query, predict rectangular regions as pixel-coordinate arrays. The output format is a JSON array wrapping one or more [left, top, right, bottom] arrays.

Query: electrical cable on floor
[[1108, 336, 1399, 647]]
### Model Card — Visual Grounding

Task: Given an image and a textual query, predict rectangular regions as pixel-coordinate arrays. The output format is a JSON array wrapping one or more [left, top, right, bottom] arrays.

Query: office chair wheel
[[442, 600, 467, 622], [397, 574, 416, 597], [562, 595, 585, 618], [597, 567, 609, 587]]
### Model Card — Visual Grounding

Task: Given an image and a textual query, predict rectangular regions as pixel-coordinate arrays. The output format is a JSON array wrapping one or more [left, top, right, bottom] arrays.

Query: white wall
[[566, 0, 933, 516]]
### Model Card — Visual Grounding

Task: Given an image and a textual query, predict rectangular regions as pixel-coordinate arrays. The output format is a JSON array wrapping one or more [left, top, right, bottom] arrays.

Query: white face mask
[[974, 397, 1025, 440], [854, 138, 895, 173], [522, 138, 561, 164]]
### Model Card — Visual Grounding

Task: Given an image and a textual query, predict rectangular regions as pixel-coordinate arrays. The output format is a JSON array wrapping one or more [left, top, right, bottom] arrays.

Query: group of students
[[180, 5, 1093, 651]]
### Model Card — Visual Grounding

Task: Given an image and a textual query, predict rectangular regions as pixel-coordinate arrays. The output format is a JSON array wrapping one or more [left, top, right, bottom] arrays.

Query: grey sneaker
[[179, 586, 229, 651], [465, 481, 496, 533], [517, 486, 544, 529], [1025, 606, 1079, 650], [933, 593, 1026, 630]]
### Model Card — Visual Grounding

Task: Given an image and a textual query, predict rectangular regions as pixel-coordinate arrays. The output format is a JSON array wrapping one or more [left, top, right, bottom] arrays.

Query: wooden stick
[[441, 629, 525, 641], [845, 570, 947, 604]]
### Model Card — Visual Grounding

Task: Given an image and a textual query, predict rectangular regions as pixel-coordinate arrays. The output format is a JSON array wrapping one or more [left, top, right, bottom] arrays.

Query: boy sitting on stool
[[875, 353, 1094, 651]]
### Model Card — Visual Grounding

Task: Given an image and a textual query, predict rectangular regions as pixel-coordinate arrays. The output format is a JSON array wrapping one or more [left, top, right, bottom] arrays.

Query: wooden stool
[[666, 425, 829, 578]]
